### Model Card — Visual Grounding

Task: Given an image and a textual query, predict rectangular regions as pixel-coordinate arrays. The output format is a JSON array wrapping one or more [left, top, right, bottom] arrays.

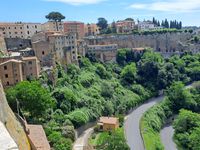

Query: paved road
[[160, 124, 177, 150], [159, 84, 192, 150], [124, 96, 164, 150], [73, 127, 94, 150]]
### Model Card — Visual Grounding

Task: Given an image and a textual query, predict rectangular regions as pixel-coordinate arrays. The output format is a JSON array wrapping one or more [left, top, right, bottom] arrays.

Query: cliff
[[0, 81, 30, 150]]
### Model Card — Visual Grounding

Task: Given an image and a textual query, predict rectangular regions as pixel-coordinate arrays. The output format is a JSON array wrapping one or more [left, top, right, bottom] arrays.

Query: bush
[[61, 126, 76, 141]]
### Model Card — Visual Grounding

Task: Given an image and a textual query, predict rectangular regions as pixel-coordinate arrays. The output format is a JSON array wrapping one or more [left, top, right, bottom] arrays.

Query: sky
[[0, 0, 200, 26]]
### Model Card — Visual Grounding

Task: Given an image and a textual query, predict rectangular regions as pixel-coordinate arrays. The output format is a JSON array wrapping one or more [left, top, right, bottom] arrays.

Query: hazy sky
[[1, 0, 200, 26]]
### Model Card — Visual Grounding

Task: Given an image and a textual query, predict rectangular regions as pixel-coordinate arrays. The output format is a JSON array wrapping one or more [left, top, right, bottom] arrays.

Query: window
[[27, 31, 30, 34], [7, 82, 9, 86], [35, 25, 37, 29], [16, 80, 18, 83], [27, 25, 29, 29], [4, 66, 7, 70], [5, 74, 8, 78], [28, 61, 32, 65], [20, 27, 22, 29], [15, 27, 16, 29], [42, 51, 45, 55]]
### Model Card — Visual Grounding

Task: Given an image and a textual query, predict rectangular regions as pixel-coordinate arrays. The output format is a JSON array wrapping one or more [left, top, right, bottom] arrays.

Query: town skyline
[[1, 0, 200, 26]]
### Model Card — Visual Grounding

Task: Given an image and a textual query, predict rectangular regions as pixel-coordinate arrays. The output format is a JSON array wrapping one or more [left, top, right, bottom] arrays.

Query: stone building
[[86, 44, 118, 62], [0, 56, 40, 87], [116, 20, 135, 33], [32, 31, 78, 67], [98, 117, 119, 131], [0, 22, 42, 39], [84, 24, 100, 36], [41, 21, 64, 32], [63, 21, 85, 39]]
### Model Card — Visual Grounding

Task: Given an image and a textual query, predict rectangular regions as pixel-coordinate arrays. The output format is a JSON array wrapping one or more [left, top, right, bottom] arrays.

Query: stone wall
[[0, 81, 30, 150], [85, 33, 200, 54], [5, 38, 32, 50]]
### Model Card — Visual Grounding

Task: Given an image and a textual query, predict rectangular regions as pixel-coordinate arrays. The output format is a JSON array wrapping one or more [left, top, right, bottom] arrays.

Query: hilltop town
[[0, 12, 200, 150]]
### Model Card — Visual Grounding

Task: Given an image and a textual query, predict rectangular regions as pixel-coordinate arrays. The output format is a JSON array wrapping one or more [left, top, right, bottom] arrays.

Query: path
[[73, 127, 94, 150]]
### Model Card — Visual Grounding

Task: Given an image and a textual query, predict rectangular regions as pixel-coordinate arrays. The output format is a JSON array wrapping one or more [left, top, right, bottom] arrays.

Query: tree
[[125, 18, 134, 21], [46, 12, 65, 31], [121, 63, 137, 84], [97, 18, 108, 31], [165, 82, 196, 112], [52, 87, 77, 113], [6, 81, 55, 119], [173, 110, 200, 150], [53, 138, 72, 150], [99, 129, 130, 150]]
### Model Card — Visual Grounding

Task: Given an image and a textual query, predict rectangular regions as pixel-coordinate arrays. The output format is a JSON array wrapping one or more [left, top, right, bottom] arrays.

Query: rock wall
[[85, 33, 200, 54], [0, 81, 30, 150], [5, 38, 32, 50]]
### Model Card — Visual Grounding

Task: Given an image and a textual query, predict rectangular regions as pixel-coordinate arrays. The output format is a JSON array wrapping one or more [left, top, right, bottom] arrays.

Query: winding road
[[124, 96, 164, 150], [160, 124, 177, 150], [125, 84, 193, 150]]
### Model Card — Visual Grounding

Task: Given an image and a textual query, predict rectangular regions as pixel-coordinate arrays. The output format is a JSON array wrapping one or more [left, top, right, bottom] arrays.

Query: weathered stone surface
[[85, 33, 200, 54], [0, 81, 30, 150]]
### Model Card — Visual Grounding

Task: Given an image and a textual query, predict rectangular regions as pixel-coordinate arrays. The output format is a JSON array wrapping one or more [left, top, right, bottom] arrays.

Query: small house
[[98, 117, 119, 131]]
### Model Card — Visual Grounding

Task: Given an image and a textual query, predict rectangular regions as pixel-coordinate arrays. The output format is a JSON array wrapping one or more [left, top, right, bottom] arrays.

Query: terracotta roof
[[99, 117, 118, 125], [27, 125, 50, 150]]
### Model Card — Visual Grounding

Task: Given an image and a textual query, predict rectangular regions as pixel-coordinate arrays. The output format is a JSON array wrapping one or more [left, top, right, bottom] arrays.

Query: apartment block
[[41, 21, 64, 32], [116, 20, 135, 33], [32, 31, 78, 67], [84, 24, 100, 36], [63, 21, 85, 39], [0, 56, 40, 87], [0, 22, 42, 39], [86, 44, 118, 62]]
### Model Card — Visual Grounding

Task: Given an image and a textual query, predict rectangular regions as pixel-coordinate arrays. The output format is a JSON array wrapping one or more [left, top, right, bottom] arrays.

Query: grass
[[140, 118, 164, 150]]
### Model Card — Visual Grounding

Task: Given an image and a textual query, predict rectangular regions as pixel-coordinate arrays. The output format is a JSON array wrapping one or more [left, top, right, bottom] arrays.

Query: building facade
[[41, 21, 64, 32], [116, 20, 135, 33], [98, 117, 119, 131], [86, 44, 118, 62], [0, 56, 40, 87], [32, 31, 78, 67], [0, 22, 42, 39], [63, 21, 85, 39], [138, 21, 156, 30], [84, 24, 100, 36]]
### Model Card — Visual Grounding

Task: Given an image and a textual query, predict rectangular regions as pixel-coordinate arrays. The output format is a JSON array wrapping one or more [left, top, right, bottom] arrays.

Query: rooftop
[[99, 117, 118, 125]]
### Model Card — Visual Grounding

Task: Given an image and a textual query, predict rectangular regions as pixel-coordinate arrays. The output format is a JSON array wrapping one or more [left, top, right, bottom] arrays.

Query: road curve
[[160, 84, 192, 150], [160, 124, 177, 150], [73, 127, 94, 150], [125, 96, 164, 150]]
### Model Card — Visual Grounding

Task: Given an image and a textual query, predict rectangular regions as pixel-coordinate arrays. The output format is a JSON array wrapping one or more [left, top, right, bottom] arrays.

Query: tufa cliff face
[[0, 81, 30, 150], [85, 32, 200, 54]]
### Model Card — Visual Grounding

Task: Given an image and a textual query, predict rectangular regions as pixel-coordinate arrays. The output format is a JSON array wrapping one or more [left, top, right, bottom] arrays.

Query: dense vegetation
[[90, 128, 129, 150], [6, 48, 200, 150]]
